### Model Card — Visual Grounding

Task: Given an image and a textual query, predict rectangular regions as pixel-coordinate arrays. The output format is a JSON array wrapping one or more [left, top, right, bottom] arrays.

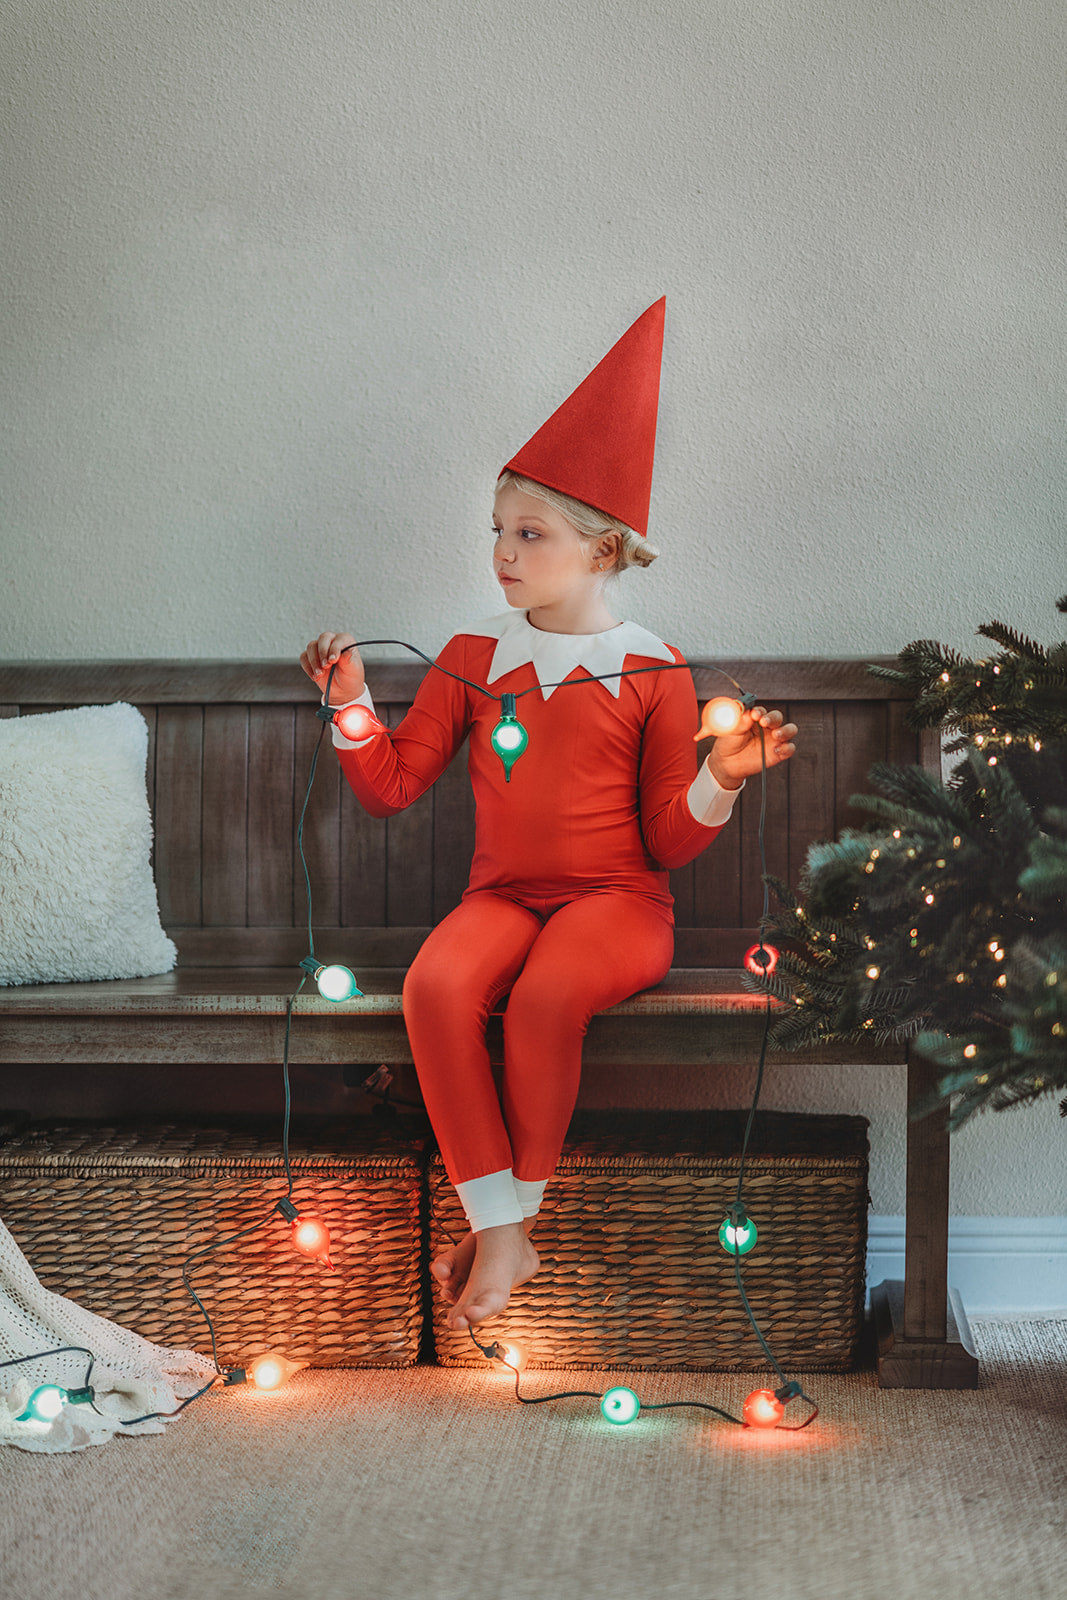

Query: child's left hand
[[705, 707, 798, 790]]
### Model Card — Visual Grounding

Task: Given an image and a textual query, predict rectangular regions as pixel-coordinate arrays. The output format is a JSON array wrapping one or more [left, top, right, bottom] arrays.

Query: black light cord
[[466, 1330, 817, 1429], [322, 639, 752, 711], [165, 695, 342, 1379], [467, 1329, 746, 1422]]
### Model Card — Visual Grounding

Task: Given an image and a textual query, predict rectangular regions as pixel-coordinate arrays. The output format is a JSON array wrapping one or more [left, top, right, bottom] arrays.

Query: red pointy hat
[[501, 297, 665, 536]]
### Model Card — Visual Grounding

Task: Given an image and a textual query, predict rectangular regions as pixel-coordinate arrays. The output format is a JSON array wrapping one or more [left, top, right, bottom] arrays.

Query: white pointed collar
[[463, 610, 677, 700]]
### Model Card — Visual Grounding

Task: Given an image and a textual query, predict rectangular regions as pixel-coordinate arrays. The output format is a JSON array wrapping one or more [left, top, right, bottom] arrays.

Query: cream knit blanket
[[0, 1216, 215, 1453]]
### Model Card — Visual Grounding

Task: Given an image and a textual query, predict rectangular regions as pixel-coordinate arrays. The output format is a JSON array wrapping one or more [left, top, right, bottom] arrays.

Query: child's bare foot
[[432, 1218, 536, 1306], [430, 1232, 477, 1305], [446, 1222, 539, 1331]]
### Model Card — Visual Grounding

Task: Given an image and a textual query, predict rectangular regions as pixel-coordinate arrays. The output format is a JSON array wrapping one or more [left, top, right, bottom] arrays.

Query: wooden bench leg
[[871, 1047, 980, 1388]]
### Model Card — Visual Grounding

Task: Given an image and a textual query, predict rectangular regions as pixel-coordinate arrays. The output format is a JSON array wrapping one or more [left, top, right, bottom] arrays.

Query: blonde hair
[[495, 470, 659, 574]]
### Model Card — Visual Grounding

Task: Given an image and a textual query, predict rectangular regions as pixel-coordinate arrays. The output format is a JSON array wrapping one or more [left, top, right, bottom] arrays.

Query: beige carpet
[[3, 1319, 1065, 1600]]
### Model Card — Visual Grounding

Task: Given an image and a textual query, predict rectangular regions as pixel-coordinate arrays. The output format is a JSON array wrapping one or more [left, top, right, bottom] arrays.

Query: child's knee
[[504, 975, 592, 1038], [403, 949, 500, 1032]]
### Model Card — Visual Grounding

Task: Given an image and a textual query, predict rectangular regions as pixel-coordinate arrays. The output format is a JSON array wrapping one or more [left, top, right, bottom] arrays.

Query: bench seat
[[0, 966, 903, 1068]]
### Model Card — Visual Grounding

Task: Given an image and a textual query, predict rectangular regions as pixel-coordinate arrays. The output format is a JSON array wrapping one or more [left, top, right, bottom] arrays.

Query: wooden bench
[[0, 657, 978, 1387]]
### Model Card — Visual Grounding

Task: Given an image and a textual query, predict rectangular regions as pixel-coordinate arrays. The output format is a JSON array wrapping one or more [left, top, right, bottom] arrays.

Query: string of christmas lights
[[319, 639, 758, 784], [8, 640, 818, 1436], [325, 646, 817, 1430]]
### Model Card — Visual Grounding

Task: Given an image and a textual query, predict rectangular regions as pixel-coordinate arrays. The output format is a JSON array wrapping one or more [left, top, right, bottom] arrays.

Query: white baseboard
[[867, 1216, 1067, 1316]]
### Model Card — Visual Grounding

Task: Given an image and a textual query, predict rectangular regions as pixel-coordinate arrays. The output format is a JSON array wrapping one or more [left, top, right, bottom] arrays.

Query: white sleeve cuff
[[455, 1170, 524, 1233], [328, 685, 380, 749], [686, 760, 744, 827]]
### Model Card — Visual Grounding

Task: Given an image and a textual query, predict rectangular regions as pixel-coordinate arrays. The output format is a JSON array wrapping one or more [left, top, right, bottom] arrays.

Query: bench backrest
[[0, 659, 937, 968]]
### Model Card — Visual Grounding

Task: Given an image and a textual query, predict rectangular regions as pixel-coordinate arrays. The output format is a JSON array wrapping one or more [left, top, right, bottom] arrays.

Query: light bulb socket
[[275, 1196, 299, 1223], [744, 941, 780, 975]]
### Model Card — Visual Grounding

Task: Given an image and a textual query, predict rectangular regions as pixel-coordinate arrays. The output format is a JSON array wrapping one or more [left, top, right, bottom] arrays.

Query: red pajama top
[[334, 617, 735, 916]]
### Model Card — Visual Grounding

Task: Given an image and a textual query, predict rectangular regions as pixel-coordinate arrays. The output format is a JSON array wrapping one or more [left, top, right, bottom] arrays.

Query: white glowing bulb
[[316, 964, 360, 1002], [696, 697, 745, 737]]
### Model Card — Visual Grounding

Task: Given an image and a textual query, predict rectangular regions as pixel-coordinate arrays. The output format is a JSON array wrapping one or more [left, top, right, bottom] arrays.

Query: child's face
[[492, 482, 596, 611]]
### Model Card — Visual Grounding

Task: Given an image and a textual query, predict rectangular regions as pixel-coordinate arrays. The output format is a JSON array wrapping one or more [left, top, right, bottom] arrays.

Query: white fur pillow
[[0, 702, 177, 985]]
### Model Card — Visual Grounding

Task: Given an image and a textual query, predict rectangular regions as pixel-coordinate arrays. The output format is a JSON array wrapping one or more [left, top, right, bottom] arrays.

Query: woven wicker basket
[[0, 1117, 425, 1367], [429, 1111, 869, 1371]]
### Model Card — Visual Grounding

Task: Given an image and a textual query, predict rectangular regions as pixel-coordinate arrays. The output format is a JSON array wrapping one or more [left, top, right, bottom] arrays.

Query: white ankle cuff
[[454, 1170, 524, 1233], [513, 1178, 547, 1219]]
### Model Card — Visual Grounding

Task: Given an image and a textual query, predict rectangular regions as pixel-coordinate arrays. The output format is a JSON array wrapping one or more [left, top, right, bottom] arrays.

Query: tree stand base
[[871, 1278, 980, 1389]]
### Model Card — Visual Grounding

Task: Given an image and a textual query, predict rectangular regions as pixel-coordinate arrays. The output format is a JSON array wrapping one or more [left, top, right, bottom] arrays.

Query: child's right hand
[[300, 632, 365, 704]]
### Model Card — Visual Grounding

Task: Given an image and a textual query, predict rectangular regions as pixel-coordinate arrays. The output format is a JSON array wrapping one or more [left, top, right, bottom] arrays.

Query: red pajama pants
[[402, 886, 675, 1188]]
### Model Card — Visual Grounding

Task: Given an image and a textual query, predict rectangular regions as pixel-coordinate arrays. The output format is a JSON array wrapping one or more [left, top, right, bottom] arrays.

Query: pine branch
[[977, 620, 1050, 663]]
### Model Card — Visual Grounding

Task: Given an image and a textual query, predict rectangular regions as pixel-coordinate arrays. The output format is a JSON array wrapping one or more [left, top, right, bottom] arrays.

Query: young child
[[300, 299, 797, 1333]]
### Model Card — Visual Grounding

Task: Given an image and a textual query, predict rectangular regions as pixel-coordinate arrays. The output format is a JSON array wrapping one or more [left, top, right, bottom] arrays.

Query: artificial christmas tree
[[748, 597, 1067, 1125]]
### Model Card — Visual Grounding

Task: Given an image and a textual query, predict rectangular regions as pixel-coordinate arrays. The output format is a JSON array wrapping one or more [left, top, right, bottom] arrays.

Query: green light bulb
[[490, 693, 529, 783], [718, 1214, 758, 1256], [299, 958, 362, 1001], [600, 1386, 641, 1425], [16, 1384, 66, 1423]]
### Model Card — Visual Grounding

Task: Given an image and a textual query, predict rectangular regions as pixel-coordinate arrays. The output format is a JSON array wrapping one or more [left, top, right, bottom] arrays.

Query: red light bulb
[[334, 704, 387, 742], [744, 942, 779, 976], [291, 1215, 334, 1270], [743, 1389, 785, 1428], [695, 697, 744, 739]]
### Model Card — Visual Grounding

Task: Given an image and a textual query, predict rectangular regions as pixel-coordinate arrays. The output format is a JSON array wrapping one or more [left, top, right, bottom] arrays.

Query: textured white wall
[[1, 0, 1063, 1213]]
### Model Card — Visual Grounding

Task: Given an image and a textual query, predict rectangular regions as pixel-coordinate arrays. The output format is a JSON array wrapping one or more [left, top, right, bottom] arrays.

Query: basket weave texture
[[430, 1111, 869, 1371], [0, 1118, 424, 1368]]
